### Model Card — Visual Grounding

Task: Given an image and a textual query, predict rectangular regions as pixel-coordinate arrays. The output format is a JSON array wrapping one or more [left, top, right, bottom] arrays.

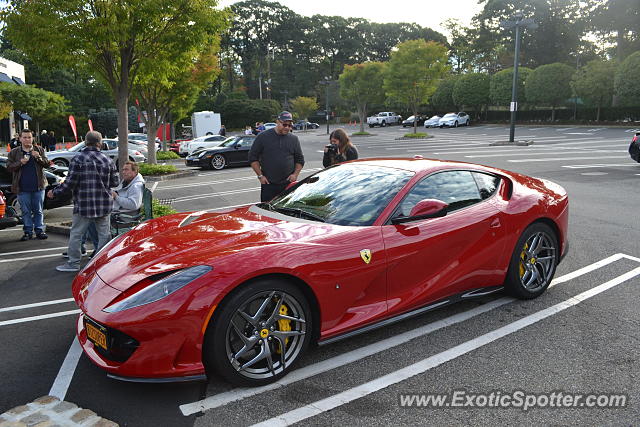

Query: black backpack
[[629, 133, 640, 163]]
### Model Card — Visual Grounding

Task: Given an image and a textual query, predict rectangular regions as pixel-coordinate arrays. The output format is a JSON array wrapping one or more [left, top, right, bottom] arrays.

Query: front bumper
[[185, 157, 208, 168]]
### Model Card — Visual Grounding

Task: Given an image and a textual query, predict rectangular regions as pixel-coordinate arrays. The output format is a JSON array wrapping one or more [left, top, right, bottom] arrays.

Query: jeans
[[81, 222, 99, 250], [67, 214, 111, 268], [17, 190, 45, 235]]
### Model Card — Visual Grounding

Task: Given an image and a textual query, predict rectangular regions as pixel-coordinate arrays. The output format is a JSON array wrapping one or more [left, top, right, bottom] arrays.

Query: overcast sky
[[217, 0, 485, 38]]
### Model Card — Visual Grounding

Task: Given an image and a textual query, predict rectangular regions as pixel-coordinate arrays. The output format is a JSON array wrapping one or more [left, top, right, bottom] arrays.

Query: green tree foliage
[[453, 73, 490, 117], [3, 0, 228, 167], [383, 40, 450, 133], [588, 0, 640, 61], [525, 63, 576, 120], [339, 62, 386, 133], [0, 82, 68, 126], [290, 96, 319, 125], [430, 77, 459, 112], [220, 98, 281, 129], [571, 60, 615, 120], [490, 67, 532, 106], [614, 51, 640, 107], [89, 106, 139, 138]]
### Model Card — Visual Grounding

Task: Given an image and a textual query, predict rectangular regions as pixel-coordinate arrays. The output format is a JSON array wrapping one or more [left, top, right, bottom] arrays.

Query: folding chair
[[110, 186, 153, 237]]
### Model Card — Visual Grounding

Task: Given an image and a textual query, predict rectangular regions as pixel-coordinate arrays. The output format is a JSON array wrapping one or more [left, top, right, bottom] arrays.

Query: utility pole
[[501, 12, 537, 143], [320, 76, 331, 135]]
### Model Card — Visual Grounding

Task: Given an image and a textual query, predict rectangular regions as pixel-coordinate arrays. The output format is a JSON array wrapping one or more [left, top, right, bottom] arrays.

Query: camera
[[326, 144, 338, 154]]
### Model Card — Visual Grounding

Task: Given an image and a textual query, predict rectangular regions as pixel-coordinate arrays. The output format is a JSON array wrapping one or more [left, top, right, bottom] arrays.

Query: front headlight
[[197, 151, 207, 158], [103, 265, 212, 313]]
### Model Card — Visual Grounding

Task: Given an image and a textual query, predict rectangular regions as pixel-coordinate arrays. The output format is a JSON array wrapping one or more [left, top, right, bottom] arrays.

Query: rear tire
[[52, 158, 68, 167], [504, 223, 558, 299], [381, 121, 386, 127], [204, 279, 312, 386]]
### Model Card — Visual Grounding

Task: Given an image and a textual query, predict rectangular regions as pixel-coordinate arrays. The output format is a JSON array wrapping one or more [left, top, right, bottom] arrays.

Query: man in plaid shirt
[[48, 130, 119, 272]]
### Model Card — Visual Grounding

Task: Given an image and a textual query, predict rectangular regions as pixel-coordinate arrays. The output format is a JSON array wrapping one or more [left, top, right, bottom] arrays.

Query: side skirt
[[318, 285, 504, 346]]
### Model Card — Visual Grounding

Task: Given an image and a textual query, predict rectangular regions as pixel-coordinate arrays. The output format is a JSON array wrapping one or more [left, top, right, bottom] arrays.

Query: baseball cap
[[277, 111, 293, 122]]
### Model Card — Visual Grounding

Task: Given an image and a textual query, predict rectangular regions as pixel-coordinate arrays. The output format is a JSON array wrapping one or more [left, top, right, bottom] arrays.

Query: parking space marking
[[465, 149, 622, 159], [0, 246, 68, 257], [0, 253, 65, 263], [509, 155, 628, 163], [252, 263, 640, 427], [171, 188, 260, 204], [180, 253, 629, 416], [0, 309, 80, 327], [563, 163, 640, 169], [49, 338, 83, 400], [0, 297, 74, 313]]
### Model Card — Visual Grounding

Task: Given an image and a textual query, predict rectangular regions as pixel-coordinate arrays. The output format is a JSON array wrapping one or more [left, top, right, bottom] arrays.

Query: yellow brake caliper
[[519, 243, 529, 278], [276, 304, 291, 354]]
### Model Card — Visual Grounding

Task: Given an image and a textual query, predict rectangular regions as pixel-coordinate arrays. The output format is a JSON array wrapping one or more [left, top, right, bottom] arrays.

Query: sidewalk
[[1, 396, 117, 427]]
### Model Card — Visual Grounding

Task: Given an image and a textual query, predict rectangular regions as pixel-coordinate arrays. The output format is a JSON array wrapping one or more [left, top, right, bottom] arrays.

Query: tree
[[614, 51, 640, 107], [453, 73, 490, 118], [383, 40, 450, 133], [0, 82, 68, 130], [134, 44, 225, 164], [571, 59, 615, 120], [3, 0, 228, 168], [525, 63, 575, 121], [588, 0, 640, 62], [430, 77, 459, 112], [490, 67, 532, 106], [339, 62, 386, 133], [289, 96, 319, 129]]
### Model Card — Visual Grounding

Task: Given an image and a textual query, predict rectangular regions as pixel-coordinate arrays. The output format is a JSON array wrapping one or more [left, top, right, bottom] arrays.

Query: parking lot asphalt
[[1, 124, 639, 426]]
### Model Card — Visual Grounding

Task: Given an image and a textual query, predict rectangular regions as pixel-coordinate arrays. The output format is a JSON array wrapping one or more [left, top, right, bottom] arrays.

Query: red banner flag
[[68, 115, 78, 143], [88, 119, 93, 131]]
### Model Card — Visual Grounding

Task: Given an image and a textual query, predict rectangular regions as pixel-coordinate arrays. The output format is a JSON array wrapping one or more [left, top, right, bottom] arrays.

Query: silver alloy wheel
[[211, 154, 226, 170], [10, 197, 22, 217], [224, 290, 307, 380], [518, 231, 556, 292]]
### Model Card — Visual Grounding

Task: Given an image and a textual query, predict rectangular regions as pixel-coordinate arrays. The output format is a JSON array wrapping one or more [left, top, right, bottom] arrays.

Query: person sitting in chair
[[111, 161, 145, 216]]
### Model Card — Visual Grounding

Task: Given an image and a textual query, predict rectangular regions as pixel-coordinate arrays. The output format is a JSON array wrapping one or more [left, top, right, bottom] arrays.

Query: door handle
[[490, 218, 501, 228]]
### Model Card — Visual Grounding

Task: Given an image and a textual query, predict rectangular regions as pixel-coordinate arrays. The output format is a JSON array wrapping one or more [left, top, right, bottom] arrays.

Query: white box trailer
[[191, 111, 221, 138]]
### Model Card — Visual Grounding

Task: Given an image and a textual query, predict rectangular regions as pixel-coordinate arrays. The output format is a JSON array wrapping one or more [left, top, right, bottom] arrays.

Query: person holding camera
[[323, 128, 358, 167]]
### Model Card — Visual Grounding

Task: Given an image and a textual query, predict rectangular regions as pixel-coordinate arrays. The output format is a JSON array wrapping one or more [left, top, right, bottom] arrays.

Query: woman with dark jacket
[[322, 128, 358, 167]]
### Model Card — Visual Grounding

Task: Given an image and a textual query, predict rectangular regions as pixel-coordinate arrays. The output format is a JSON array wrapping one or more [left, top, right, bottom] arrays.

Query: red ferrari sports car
[[72, 158, 569, 386]]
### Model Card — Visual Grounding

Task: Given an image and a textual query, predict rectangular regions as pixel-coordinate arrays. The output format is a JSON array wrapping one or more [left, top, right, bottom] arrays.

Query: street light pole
[[320, 76, 331, 135], [501, 12, 537, 143]]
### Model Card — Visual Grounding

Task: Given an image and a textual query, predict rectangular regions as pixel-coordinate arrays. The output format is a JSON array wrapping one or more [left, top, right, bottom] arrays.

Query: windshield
[[406, 116, 415, 120], [69, 142, 86, 152], [267, 164, 413, 226], [219, 137, 240, 147], [429, 116, 440, 120], [443, 113, 456, 118]]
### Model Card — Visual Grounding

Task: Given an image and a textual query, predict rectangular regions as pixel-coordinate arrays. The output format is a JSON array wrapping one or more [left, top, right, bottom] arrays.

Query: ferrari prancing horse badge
[[360, 249, 372, 264]]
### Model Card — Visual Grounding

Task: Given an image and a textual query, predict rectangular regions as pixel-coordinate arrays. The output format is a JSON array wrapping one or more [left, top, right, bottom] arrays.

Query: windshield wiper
[[273, 207, 325, 222], [257, 202, 274, 211]]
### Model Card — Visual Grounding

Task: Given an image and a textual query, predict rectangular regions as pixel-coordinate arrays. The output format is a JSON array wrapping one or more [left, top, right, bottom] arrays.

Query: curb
[[0, 395, 118, 427], [489, 140, 534, 146], [143, 169, 200, 182], [47, 222, 71, 236]]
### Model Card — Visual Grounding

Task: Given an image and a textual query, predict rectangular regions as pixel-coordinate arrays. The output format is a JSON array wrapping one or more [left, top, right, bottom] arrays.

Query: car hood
[[92, 205, 339, 291]]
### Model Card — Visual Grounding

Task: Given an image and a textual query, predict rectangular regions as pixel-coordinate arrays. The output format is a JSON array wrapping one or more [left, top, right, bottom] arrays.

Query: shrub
[[146, 199, 177, 218], [156, 151, 180, 160], [403, 132, 430, 138], [139, 163, 177, 175]]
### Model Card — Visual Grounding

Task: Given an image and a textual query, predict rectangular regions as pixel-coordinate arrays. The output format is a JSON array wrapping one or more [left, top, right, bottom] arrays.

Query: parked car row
[[47, 139, 146, 168]]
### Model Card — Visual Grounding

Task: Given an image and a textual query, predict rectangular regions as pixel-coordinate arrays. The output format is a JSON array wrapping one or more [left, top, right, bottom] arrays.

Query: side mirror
[[392, 199, 448, 224]]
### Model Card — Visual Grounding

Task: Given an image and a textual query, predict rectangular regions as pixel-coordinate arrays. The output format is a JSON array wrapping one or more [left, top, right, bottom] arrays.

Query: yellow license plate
[[86, 321, 107, 350]]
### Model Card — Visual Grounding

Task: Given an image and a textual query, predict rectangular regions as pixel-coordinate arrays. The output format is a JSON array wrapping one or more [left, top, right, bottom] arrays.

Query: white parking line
[[509, 155, 629, 163], [562, 163, 640, 169], [0, 253, 64, 263], [252, 265, 640, 427], [465, 149, 622, 159], [171, 187, 260, 204], [49, 338, 83, 400], [0, 309, 81, 326], [0, 246, 68, 257], [0, 297, 74, 313], [179, 253, 628, 416]]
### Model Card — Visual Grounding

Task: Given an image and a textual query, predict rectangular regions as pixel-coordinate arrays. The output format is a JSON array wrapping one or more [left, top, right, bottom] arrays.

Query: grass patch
[[351, 131, 372, 136], [403, 132, 430, 138], [139, 163, 178, 176], [156, 151, 180, 160], [147, 199, 177, 218]]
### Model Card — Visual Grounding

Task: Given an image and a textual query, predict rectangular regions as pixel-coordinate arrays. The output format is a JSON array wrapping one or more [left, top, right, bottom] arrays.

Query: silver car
[[48, 140, 145, 168], [424, 115, 442, 128]]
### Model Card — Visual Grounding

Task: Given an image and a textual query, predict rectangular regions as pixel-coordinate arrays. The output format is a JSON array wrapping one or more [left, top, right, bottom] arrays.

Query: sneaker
[[36, 232, 48, 240], [62, 248, 87, 258], [56, 263, 80, 272], [20, 233, 33, 241]]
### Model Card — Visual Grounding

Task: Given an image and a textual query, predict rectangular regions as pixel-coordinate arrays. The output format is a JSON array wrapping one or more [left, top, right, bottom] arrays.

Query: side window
[[398, 171, 482, 217], [472, 172, 500, 200], [241, 138, 254, 147], [106, 140, 117, 150]]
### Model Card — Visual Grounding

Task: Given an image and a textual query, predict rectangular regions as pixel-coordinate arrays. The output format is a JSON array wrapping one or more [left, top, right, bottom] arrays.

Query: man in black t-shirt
[[248, 111, 305, 202]]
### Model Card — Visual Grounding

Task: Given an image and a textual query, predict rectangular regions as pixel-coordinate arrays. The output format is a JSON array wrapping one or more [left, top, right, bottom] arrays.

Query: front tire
[[381, 121, 386, 127], [210, 154, 226, 170], [504, 223, 558, 299], [205, 279, 311, 386], [52, 158, 68, 167]]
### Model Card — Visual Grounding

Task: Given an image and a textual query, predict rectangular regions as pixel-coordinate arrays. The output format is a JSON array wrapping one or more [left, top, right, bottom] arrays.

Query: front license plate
[[85, 319, 108, 350]]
